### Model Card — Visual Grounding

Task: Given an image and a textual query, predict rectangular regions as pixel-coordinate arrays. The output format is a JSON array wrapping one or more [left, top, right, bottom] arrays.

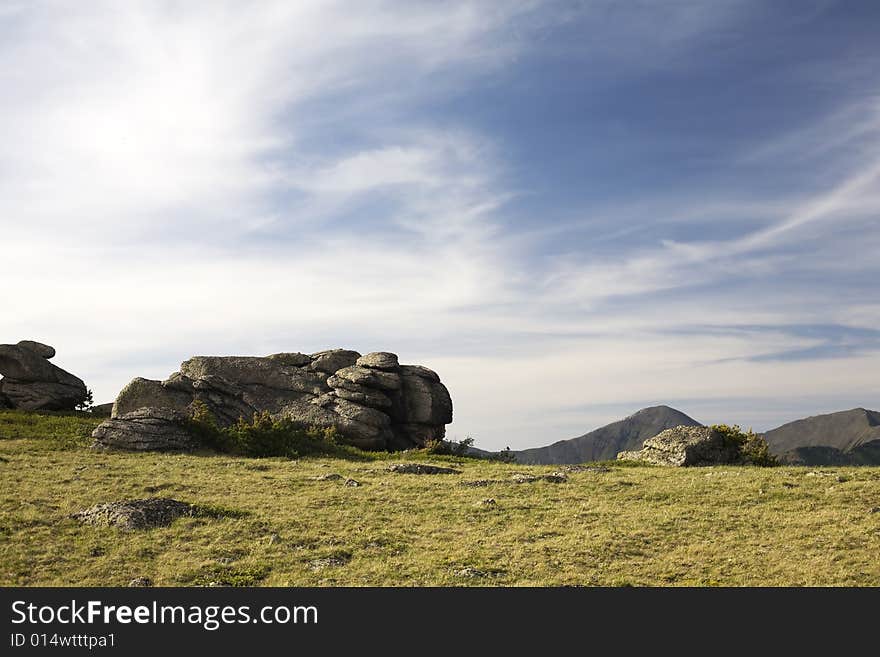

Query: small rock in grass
[[511, 472, 567, 484], [388, 463, 460, 475], [308, 556, 350, 571], [72, 498, 194, 530], [129, 577, 153, 587]]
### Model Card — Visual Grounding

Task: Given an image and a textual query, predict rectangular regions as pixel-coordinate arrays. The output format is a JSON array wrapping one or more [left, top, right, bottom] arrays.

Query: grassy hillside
[[2, 409, 880, 586]]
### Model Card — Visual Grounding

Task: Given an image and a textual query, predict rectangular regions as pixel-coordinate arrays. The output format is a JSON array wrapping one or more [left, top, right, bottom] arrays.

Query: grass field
[[2, 409, 880, 586]]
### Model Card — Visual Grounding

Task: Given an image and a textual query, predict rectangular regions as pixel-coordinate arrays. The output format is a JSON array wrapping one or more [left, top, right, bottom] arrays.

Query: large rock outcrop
[[97, 349, 452, 452], [617, 425, 749, 466], [0, 341, 88, 411]]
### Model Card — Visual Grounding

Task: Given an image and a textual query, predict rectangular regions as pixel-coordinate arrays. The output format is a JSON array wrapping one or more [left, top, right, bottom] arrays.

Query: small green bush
[[712, 424, 778, 467], [187, 401, 345, 458], [426, 436, 475, 456]]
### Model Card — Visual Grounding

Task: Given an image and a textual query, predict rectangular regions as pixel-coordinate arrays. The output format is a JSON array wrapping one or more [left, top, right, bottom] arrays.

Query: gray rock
[[395, 371, 452, 425], [72, 498, 194, 530], [388, 463, 461, 475], [511, 472, 568, 483], [180, 356, 329, 396], [112, 377, 193, 417], [0, 341, 88, 411], [91, 407, 195, 452], [326, 375, 393, 408], [617, 425, 748, 466], [128, 576, 154, 587], [16, 340, 56, 359], [308, 349, 361, 374], [333, 386, 393, 409], [356, 352, 399, 370], [398, 364, 441, 382], [328, 397, 391, 429], [333, 365, 401, 391], [267, 352, 313, 367]]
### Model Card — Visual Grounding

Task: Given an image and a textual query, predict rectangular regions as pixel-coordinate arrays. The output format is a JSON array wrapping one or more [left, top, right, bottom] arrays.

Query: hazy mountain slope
[[764, 408, 880, 465], [513, 405, 702, 465]]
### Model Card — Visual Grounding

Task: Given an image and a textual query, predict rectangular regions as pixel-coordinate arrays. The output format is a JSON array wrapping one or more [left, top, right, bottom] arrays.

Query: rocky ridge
[[96, 349, 452, 452]]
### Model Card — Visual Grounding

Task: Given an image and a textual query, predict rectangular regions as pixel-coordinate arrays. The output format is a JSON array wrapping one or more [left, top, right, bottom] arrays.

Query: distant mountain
[[512, 405, 702, 465], [764, 408, 880, 465]]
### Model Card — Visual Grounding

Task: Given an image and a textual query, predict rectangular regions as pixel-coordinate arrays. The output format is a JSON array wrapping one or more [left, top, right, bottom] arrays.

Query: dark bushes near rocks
[[188, 401, 348, 459], [711, 424, 779, 467]]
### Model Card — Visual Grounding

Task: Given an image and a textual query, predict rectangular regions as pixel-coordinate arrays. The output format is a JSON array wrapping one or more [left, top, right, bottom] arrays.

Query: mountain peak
[[514, 405, 701, 465]]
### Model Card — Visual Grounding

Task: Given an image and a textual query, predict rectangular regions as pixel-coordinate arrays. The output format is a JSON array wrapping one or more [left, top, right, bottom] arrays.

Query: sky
[[1, 0, 879, 450]]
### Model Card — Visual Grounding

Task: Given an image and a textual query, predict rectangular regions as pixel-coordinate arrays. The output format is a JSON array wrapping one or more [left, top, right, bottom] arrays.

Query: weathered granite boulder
[[72, 498, 195, 530], [91, 408, 194, 451], [96, 350, 452, 452], [617, 425, 748, 466], [356, 352, 399, 370], [0, 340, 88, 411]]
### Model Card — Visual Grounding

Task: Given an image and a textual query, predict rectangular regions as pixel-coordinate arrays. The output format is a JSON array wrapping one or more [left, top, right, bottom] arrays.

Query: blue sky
[[1, 1, 879, 449]]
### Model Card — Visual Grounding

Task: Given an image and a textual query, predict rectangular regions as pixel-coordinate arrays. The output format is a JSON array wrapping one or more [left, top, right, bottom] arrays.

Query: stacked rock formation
[[0, 340, 89, 411], [94, 349, 452, 452]]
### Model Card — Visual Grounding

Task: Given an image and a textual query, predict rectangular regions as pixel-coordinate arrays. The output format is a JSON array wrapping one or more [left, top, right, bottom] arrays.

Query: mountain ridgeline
[[513, 406, 702, 465], [763, 408, 880, 465], [503, 405, 880, 466]]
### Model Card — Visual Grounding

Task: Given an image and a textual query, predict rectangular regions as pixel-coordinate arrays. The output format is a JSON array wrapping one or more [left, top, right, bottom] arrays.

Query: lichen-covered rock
[[72, 498, 194, 530], [108, 349, 452, 451], [308, 349, 360, 374], [356, 352, 399, 370], [333, 365, 401, 391], [0, 340, 88, 411], [617, 425, 747, 466], [91, 408, 195, 451]]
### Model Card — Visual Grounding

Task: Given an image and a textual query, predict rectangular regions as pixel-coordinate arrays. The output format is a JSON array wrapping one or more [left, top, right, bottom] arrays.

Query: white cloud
[[1, 1, 878, 450]]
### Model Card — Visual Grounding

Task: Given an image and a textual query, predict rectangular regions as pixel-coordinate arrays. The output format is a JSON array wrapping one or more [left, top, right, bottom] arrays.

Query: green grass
[[0, 409, 102, 449], [2, 410, 880, 586]]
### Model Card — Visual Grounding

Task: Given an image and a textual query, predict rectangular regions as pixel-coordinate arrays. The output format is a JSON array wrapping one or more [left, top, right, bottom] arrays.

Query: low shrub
[[426, 436, 475, 456], [187, 401, 346, 459], [712, 424, 778, 467]]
